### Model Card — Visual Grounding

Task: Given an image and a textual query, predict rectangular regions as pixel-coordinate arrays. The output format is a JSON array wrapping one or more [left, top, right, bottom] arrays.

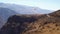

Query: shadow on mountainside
[[0, 10, 60, 34], [0, 14, 39, 34]]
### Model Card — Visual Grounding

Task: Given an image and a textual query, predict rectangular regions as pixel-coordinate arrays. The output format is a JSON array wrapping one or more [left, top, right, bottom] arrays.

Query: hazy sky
[[0, 0, 60, 10]]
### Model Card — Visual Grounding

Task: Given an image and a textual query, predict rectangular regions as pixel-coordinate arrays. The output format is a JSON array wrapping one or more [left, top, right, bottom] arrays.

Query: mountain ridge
[[0, 3, 53, 28], [0, 3, 53, 14], [0, 10, 60, 34]]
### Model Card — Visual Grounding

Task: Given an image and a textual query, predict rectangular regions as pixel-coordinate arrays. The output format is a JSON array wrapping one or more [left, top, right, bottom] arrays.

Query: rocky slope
[[0, 10, 60, 34]]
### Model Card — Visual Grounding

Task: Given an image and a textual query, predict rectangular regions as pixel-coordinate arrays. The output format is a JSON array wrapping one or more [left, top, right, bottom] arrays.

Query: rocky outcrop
[[0, 10, 60, 34]]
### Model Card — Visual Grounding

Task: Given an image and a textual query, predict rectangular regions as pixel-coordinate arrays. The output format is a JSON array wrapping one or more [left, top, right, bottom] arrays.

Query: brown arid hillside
[[0, 10, 60, 34]]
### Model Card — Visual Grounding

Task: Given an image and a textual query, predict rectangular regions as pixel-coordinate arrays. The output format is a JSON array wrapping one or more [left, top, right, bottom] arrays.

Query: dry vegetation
[[0, 10, 60, 34]]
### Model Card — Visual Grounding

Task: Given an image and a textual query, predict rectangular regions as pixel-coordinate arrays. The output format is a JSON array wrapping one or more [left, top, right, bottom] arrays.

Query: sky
[[0, 0, 60, 10]]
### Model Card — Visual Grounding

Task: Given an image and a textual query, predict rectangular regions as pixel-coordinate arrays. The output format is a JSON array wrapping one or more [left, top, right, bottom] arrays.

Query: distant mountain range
[[0, 3, 53, 14], [0, 3, 53, 28]]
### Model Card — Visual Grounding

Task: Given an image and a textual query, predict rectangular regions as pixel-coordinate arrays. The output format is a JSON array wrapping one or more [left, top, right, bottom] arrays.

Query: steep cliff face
[[0, 10, 60, 34]]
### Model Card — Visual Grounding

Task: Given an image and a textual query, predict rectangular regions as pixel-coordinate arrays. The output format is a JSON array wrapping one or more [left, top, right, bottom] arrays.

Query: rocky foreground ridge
[[0, 10, 60, 34]]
